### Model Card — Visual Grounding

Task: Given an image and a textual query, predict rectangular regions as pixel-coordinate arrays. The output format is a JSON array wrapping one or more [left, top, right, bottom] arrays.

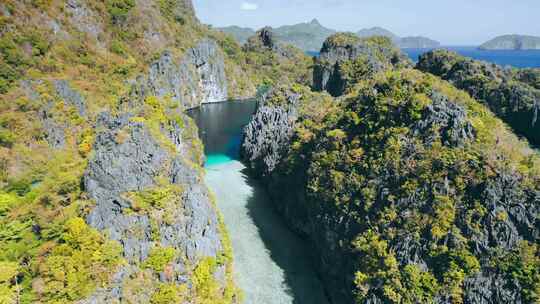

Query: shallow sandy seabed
[[205, 160, 329, 304]]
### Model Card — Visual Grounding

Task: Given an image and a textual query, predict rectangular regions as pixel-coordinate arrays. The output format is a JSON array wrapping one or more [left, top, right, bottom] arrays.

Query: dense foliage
[[240, 27, 313, 87], [417, 49, 540, 145], [0, 0, 253, 303], [244, 69, 540, 303], [314, 33, 411, 96]]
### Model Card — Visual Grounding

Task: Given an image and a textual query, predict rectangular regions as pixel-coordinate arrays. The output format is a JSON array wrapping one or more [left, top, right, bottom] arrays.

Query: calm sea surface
[[307, 47, 540, 68], [187, 100, 257, 166]]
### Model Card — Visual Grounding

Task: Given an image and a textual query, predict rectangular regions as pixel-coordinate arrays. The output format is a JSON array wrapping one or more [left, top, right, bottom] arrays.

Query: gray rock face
[[314, 34, 411, 96], [417, 49, 540, 145], [64, 0, 104, 46], [21, 79, 84, 149], [241, 88, 299, 176], [83, 109, 223, 300], [463, 272, 522, 304], [85, 112, 166, 261], [241, 82, 539, 303], [243, 27, 296, 59], [132, 39, 228, 109], [462, 169, 540, 254], [40, 104, 66, 149], [413, 91, 476, 147], [54, 80, 86, 116]]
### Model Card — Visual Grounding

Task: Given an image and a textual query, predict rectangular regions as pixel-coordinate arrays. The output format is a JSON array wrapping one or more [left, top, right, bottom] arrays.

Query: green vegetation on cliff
[[0, 0, 262, 302], [417, 49, 540, 145], [242, 33, 540, 303]]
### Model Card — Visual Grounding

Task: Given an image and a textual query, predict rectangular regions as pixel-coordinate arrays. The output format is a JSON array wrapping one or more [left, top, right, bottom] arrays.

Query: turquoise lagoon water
[[205, 154, 234, 167], [187, 100, 257, 167], [191, 100, 330, 303]]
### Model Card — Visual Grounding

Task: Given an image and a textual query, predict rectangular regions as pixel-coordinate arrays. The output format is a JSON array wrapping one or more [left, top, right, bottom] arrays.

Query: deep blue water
[[187, 100, 257, 166], [404, 47, 540, 68], [307, 47, 540, 68]]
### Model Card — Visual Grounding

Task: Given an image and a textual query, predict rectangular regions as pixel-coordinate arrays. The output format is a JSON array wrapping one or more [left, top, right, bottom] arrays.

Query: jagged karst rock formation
[[241, 26, 314, 86], [20, 79, 88, 149], [54, 79, 87, 117], [241, 87, 299, 175], [417, 49, 540, 145], [413, 92, 476, 147], [132, 39, 228, 109], [82, 106, 227, 301], [313, 33, 411, 97], [242, 70, 540, 303], [244, 27, 296, 59], [0, 0, 250, 302]]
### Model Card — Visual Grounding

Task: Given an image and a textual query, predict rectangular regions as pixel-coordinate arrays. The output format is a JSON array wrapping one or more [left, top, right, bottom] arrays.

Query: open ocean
[[308, 47, 540, 68]]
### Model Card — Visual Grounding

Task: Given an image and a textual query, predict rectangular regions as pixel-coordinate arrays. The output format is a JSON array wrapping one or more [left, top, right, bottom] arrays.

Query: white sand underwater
[[205, 160, 329, 304]]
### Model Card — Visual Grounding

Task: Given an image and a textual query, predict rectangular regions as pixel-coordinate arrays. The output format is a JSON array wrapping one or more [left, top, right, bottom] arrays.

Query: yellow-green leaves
[[36, 218, 123, 302], [0, 261, 19, 304], [144, 247, 176, 273]]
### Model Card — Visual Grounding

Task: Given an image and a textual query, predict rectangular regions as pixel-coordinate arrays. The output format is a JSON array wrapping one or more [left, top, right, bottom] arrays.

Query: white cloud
[[240, 2, 258, 11]]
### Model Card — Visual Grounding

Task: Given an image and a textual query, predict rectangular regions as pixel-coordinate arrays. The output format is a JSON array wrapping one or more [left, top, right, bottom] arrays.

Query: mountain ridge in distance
[[217, 21, 440, 51]]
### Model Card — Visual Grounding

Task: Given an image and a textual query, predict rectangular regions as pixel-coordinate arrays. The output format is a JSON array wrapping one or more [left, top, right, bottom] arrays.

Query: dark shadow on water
[[191, 100, 330, 303], [239, 166, 330, 304]]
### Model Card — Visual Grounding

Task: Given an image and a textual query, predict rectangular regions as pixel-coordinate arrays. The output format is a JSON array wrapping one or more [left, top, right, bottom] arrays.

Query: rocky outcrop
[[479, 34, 540, 50], [65, 0, 104, 46], [243, 27, 296, 59], [132, 39, 228, 109], [241, 88, 299, 176], [313, 33, 411, 97], [241, 72, 540, 304], [462, 271, 523, 304], [82, 107, 225, 301], [54, 80, 87, 117], [417, 49, 540, 145], [21, 79, 88, 148], [413, 91, 476, 147]]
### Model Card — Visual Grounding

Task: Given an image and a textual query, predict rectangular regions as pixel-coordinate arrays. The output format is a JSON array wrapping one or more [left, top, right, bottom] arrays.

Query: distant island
[[218, 22, 440, 51], [357, 27, 440, 48], [479, 34, 540, 50]]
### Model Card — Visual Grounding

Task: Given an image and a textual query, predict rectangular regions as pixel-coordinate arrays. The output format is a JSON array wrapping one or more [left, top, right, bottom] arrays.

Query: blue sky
[[193, 0, 540, 45]]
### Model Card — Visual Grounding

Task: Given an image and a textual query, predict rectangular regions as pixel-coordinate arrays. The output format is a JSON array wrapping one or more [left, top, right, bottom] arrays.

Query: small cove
[[189, 100, 329, 304]]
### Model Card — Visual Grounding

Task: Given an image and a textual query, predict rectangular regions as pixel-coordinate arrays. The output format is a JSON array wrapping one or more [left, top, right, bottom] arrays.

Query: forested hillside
[[242, 33, 540, 304], [0, 0, 311, 303]]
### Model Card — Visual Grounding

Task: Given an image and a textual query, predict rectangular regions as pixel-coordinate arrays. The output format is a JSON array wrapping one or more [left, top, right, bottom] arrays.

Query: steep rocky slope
[[0, 0, 271, 302], [242, 34, 540, 304], [313, 33, 411, 97], [242, 27, 313, 87], [417, 49, 540, 145]]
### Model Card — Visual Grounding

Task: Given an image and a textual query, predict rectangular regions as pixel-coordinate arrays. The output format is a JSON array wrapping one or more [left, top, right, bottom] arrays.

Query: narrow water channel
[[189, 101, 328, 304]]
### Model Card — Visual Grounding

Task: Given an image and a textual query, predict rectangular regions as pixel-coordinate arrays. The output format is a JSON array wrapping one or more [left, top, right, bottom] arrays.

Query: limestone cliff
[[132, 39, 228, 109], [0, 0, 245, 302], [417, 49, 540, 145], [313, 33, 411, 97]]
